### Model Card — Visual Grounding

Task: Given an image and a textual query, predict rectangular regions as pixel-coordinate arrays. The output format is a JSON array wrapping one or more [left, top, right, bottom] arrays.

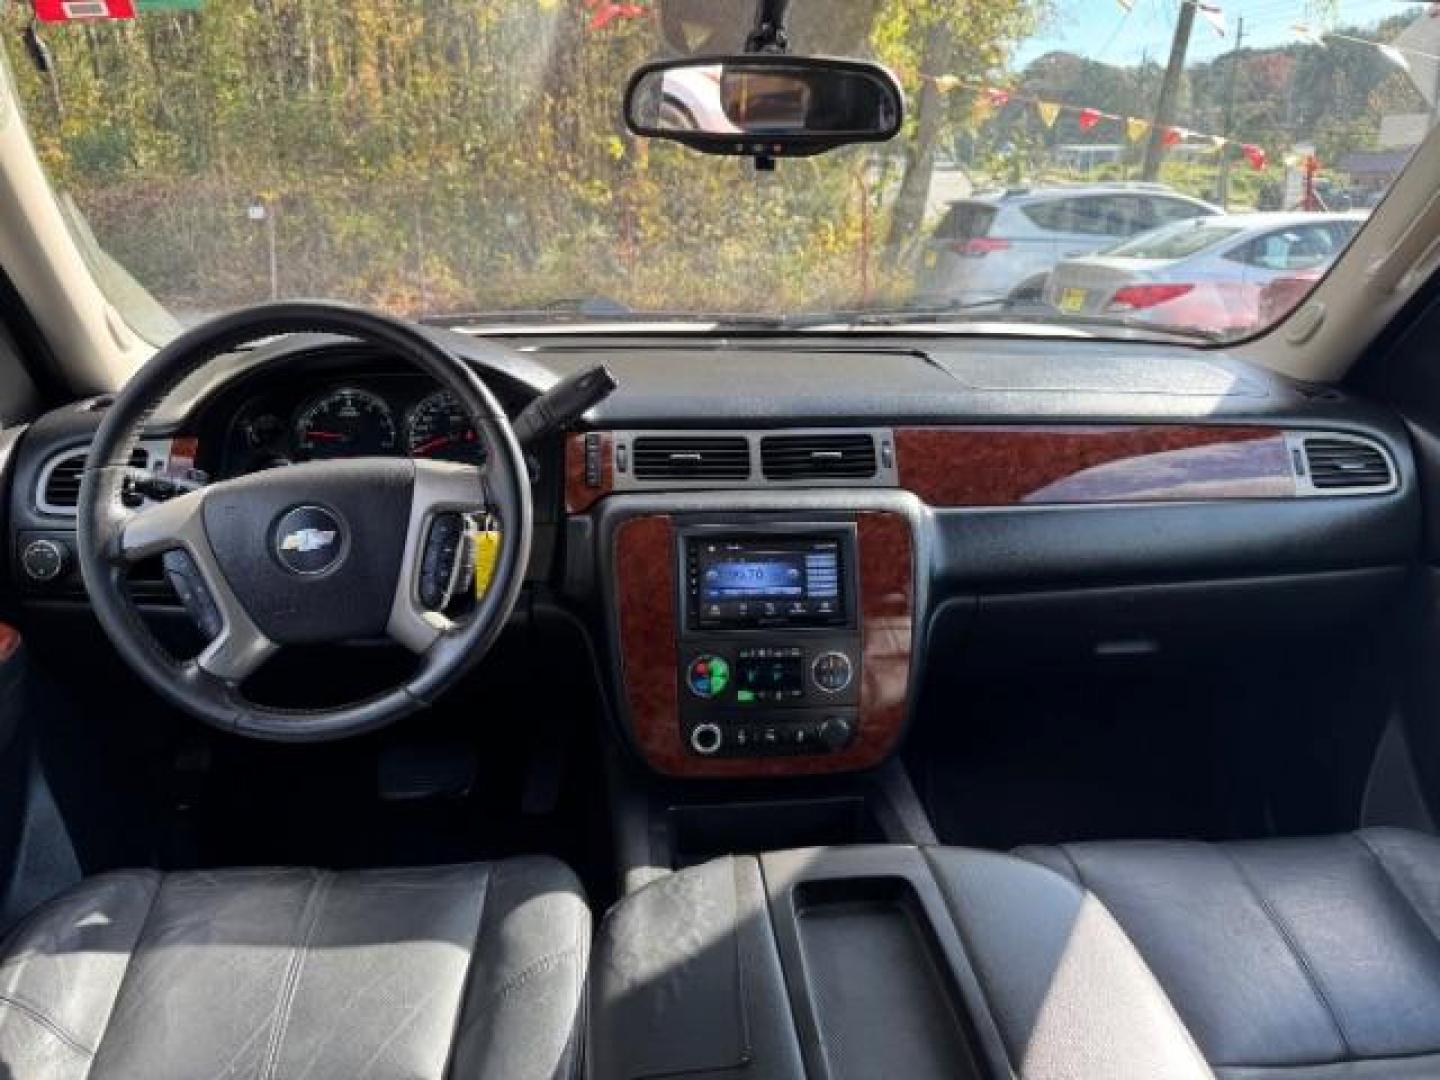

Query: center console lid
[[589, 845, 1211, 1080]]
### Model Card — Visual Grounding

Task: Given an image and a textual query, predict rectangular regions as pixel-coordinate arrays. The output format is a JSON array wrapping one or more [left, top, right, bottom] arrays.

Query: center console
[[608, 508, 915, 779], [589, 846, 1208, 1080]]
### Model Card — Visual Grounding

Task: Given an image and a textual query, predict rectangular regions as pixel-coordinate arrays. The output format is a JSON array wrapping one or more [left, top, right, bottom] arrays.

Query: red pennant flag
[[1162, 126, 1182, 147], [1242, 143, 1267, 170], [34, 0, 135, 21], [1078, 107, 1103, 131], [585, 1, 645, 30], [985, 88, 1011, 107]]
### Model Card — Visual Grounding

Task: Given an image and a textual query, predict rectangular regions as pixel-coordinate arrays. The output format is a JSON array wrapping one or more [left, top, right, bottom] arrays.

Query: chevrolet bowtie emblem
[[280, 528, 337, 554]]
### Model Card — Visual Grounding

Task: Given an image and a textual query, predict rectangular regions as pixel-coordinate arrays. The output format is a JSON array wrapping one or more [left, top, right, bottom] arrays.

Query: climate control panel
[[678, 637, 860, 758]]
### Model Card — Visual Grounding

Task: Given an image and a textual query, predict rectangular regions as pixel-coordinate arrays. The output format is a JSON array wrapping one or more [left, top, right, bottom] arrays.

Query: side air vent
[[761, 433, 877, 481], [40, 446, 148, 512], [1302, 437, 1394, 491], [632, 436, 751, 481]]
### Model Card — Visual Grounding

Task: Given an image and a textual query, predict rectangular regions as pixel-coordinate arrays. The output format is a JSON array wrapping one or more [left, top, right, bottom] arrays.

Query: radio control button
[[686, 655, 730, 698], [812, 651, 854, 693]]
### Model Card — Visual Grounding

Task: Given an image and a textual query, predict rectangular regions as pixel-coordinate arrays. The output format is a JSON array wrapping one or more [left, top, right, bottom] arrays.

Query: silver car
[[915, 184, 1219, 308], [1042, 211, 1368, 334]]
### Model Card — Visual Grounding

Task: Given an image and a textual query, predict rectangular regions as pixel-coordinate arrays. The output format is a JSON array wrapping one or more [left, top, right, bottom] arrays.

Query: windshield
[[1, 0, 1434, 343]]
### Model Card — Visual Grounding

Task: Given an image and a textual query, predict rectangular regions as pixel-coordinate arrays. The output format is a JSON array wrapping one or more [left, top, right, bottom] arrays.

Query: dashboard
[[1, 327, 1423, 783]]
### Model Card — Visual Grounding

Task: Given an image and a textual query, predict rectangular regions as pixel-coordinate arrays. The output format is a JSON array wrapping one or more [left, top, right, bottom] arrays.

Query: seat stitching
[[260, 870, 331, 1080], [0, 993, 95, 1057], [491, 946, 582, 1003], [80, 869, 165, 1080], [1352, 832, 1440, 946], [1218, 845, 1355, 1059]]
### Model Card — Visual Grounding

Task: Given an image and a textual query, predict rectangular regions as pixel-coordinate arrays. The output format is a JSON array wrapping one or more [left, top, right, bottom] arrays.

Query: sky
[[1008, 0, 1428, 71]]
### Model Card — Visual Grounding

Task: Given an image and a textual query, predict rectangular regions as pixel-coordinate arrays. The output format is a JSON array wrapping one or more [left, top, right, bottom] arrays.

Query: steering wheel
[[76, 302, 532, 741]]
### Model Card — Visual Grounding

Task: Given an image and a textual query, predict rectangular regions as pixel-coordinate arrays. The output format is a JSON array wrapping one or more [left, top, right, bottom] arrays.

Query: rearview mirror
[[624, 56, 903, 159]]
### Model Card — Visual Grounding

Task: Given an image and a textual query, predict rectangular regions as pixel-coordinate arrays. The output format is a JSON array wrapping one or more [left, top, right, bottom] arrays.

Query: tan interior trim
[[1234, 131, 1440, 383], [0, 52, 147, 395]]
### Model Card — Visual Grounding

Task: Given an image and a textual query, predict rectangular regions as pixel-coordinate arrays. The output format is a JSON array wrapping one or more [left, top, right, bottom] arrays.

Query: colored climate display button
[[687, 655, 730, 699]]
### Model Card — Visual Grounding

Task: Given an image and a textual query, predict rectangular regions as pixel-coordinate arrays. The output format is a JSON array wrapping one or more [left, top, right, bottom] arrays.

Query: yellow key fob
[[472, 527, 501, 599]]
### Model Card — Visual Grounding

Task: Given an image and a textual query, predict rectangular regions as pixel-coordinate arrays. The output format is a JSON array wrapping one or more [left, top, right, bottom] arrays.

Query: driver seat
[[0, 856, 588, 1079]]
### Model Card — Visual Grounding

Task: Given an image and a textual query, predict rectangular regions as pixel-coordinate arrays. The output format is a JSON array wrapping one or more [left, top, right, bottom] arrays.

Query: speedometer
[[294, 388, 398, 459], [405, 391, 483, 463]]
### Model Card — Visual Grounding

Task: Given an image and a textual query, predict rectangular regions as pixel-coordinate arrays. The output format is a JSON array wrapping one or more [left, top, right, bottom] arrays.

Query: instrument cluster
[[218, 374, 485, 477]]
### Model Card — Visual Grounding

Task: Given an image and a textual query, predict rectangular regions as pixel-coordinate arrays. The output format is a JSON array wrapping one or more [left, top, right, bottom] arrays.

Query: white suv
[[915, 184, 1220, 308]]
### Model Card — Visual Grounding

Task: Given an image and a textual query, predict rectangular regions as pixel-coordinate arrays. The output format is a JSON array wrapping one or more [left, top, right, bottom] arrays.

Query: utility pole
[[1216, 15, 1245, 208], [1141, 0, 1197, 181]]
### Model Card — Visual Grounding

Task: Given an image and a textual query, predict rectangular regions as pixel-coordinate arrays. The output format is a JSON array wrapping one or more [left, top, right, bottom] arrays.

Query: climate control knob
[[811, 651, 853, 693], [20, 538, 68, 583], [686, 655, 731, 699], [819, 716, 855, 750]]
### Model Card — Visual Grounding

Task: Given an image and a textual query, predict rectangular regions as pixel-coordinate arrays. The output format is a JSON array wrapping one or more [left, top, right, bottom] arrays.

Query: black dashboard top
[[501, 333, 1387, 433]]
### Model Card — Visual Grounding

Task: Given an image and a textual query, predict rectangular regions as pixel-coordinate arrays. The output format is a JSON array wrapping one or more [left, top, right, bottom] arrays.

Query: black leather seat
[[0, 857, 589, 1079], [1018, 828, 1440, 1080]]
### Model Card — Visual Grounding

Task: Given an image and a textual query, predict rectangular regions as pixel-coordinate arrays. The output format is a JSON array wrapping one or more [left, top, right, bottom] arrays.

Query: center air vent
[[41, 446, 148, 512], [761, 433, 877, 480], [632, 436, 750, 481], [1302, 437, 1394, 491]]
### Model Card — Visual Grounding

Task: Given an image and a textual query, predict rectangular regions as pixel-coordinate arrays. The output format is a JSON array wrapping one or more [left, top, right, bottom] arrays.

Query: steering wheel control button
[[419, 513, 468, 611], [690, 723, 723, 756], [686, 654, 730, 699], [272, 505, 346, 576], [162, 549, 223, 639], [20, 538, 68, 583], [811, 650, 854, 693]]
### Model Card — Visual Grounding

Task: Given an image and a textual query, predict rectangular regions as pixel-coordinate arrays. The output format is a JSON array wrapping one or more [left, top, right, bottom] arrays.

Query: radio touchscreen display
[[688, 535, 848, 629]]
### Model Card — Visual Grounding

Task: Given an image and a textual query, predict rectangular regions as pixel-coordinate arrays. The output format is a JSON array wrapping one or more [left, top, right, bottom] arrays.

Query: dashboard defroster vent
[[1302, 437, 1394, 491], [761, 433, 877, 480], [632, 436, 751, 481]]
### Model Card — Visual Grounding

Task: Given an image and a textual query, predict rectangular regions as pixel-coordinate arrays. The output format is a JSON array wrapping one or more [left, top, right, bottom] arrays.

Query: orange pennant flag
[[1036, 101, 1061, 128], [1126, 117, 1150, 142]]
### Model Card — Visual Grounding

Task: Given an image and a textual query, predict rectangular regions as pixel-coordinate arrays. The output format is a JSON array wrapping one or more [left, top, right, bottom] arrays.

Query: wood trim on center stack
[[613, 511, 914, 778]]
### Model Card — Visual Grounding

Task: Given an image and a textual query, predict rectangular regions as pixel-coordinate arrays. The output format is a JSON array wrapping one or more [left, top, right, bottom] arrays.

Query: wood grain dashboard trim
[[895, 425, 1293, 507], [565, 432, 614, 513], [613, 512, 914, 778]]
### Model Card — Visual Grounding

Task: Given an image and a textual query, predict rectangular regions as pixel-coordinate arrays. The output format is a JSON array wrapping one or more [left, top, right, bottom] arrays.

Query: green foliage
[[0, 0, 1041, 320]]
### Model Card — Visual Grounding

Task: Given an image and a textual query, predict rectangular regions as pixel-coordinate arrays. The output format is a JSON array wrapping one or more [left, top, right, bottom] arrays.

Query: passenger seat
[[591, 831, 1440, 1079], [1017, 828, 1440, 1079]]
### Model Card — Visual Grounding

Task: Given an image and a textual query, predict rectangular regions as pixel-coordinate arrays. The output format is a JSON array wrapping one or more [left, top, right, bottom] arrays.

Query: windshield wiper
[[957, 308, 1225, 343], [421, 296, 635, 326], [422, 305, 808, 331], [420, 300, 1221, 343], [790, 302, 1224, 342]]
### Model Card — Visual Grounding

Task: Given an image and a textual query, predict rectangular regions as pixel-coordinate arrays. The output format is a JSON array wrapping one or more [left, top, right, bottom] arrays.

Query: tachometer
[[405, 390, 483, 463], [294, 388, 398, 459]]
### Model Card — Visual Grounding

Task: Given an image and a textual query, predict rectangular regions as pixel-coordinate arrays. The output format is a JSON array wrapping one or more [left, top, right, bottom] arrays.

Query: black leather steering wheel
[[76, 301, 532, 741]]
